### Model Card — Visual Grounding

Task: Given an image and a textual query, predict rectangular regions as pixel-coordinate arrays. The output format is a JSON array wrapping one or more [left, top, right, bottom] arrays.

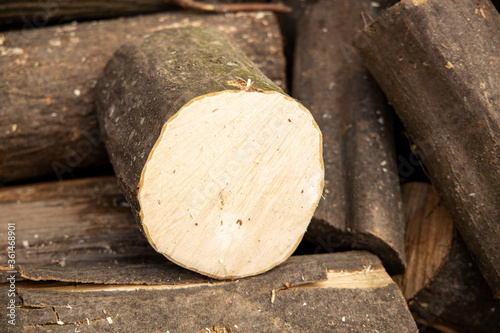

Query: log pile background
[[1, 0, 499, 332]]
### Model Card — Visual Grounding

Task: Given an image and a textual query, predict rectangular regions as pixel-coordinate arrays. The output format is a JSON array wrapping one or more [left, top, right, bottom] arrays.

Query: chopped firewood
[[394, 182, 500, 332], [354, 0, 500, 297], [95, 27, 324, 279], [5, 252, 417, 332], [0, 177, 161, 283], [292, 0, 406, 274], [0, 11, 286, 183], [0, 0, 291, 27]]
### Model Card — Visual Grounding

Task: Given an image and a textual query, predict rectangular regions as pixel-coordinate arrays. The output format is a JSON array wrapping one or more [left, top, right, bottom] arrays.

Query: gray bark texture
[[3, 252, 417, 332], [0, 11, 286, 183], [293, 0, 406, 274], [94, 26, 284, 237], [354, 0, 500, 297]]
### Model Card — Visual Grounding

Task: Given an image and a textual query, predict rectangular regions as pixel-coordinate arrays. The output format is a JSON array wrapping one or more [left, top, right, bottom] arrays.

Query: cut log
[[0, 11, 286, 184], [0, 0, 291, 27], [0, 177, 161, 283], [354, 0, 500, 297], [395, 182, 500, 332], [292, 0, 405, 274], [3, 252, 417, 332], [94, 27, 324, 279]]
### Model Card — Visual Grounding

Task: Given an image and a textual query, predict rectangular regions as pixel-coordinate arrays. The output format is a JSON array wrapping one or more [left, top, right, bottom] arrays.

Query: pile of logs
[[1, 0, 498, 332]]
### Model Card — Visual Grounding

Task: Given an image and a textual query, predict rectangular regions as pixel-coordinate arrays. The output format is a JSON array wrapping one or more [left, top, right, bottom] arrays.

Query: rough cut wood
[[0, 177, 161, 283], [3, 252, 417, 332], [0, 11, 286, 184], [95, 27, 324, 279], [395, 182, 500, 332], [292, 0, 405, 274], [354, 0, 500, 296], [0, 0, 290, 27]]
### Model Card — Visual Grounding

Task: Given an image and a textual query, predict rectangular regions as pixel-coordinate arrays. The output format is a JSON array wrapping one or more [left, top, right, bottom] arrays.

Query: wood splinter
[[95, 27, 324, 279]]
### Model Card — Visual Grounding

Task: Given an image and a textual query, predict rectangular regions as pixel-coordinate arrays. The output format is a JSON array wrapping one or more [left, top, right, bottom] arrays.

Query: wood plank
[[3, 252, 417, 332], [0, 177, 160, 283]]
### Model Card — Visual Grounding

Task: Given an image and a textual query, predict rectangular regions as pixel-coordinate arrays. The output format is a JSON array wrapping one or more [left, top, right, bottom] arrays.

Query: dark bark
[[94, 26, 323, 279], [0, 0, 290, 27], [354, 0, 500, 297], [95, 26, 285, 238], [0, 176, 161, 283], [0, 11, 286, 184], [396, 182, 500, 333], [4, 252, 417, 332], [292, 0, 405, 274]]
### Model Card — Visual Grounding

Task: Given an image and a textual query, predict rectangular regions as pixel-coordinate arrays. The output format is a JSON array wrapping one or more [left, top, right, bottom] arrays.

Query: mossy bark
[[95, 26, 286, 239], [354, 0, 500, 297], [0, 11, 285, 184]]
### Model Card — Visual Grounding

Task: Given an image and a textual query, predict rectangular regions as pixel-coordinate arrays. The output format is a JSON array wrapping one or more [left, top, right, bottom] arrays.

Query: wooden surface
[[292, 0, 406, 274], [2, 252, 417, 332], [394, 182, 500, 332], [354, 0, 500, 297], [0, 177, 161, 283], [0, 0, 290, 27], [0, 11, 286, 184], [95, 27, 323, 279]]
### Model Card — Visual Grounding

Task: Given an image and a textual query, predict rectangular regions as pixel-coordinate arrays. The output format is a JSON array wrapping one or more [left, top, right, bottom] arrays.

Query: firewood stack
[[1, 0, 498, 332]]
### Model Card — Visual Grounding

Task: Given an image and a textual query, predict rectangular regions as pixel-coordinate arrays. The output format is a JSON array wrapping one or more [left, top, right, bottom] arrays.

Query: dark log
[[292, 0, 405, 274], [0, 0, 290, 27], [354, 0, 500, 297], [0, 176, 161, 283], [95, 27, 323, 279], [3, 252, 417, 332], [0, 11, 286, 184], [394, 182, 500, 332]]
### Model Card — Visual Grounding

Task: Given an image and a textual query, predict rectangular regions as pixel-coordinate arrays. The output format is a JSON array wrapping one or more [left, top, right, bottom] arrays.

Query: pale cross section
[[138, 90, 324, 279], [299, 268, 393, 289]]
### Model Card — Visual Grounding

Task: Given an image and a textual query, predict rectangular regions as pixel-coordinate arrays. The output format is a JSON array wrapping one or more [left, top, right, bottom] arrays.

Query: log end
[[137, 90, 324, 279]]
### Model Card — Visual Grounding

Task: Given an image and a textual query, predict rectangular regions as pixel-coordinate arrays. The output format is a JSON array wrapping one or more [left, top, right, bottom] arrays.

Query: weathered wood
[[95, 27, 323, 279], [395, 182, 500, 332], [0, 0, 290, 27], [0, 11, 286, 183], [0, 177, 161, 283], [354, 0, 500, 296], [292, 0, 405, 274], [3, 252, 417, 332]]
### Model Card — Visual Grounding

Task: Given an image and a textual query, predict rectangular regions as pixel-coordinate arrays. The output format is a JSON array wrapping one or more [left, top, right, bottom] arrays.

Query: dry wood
[[0, 177, 160, 283], [2, 252, 417, 332], [0, 11, 286, 183], [95, 27, 323, 279], [0, 0, 291, 27], [292, 0, 405, 274], [394, 182, 500, 332], [354, 0, 500, 297]]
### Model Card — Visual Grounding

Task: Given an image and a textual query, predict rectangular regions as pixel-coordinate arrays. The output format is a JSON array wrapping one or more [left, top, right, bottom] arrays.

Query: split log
[[0, 11, 286, 184], [95, 27, 324, 279], [0, 176, 161, 283], [292, 0, 405, 274], [395, 182, 500, 332], [0, 0, 291, 27], [3, 252, 417, 332], [354, 0, 500, 296]]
